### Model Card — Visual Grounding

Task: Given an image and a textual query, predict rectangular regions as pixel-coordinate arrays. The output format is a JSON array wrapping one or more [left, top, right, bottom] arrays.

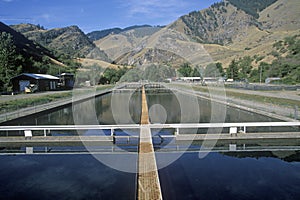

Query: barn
[[11, 73, 59, 93]]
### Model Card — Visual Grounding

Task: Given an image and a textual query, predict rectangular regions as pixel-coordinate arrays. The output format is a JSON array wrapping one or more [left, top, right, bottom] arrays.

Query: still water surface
[[3, 90, 278, 126], [158, 152, 300, 200], [0, 154, 137, 200], [0, 151, 299, 200], [1, 90, 299, 199]]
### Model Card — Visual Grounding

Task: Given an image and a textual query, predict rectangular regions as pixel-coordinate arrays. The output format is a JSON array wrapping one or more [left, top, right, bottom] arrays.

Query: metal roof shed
[[57, 73, 75, 89], [11, 73, 60, 92]]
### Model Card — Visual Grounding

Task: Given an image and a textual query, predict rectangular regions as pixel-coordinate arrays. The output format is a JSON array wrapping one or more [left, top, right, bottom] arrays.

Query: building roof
[[13, 73, 59, 80], [60, 73, 74, 76]]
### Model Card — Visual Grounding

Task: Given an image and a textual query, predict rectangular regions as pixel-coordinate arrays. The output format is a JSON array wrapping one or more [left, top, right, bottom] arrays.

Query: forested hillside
[[228, 0, 277, 18]]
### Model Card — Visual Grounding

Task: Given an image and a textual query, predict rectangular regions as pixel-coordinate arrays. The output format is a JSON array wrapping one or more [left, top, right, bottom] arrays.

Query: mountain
[[159, 0, 300, 67], [87, 27, 123, 41], [0, 22, 53, 60], [96, 26, 213, 68], [11, 23, 110, 61], [92, 1, 287, 67], [87, 25, 163, 41], [93, 26, 164, 62], [171, 1, 262, 45], [3, 0, 299, 80], [93, 0, 300, 69], [93, 1, 257, 67]]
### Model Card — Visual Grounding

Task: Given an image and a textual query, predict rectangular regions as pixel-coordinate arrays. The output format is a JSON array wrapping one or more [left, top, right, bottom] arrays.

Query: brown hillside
[[12, 24, 110, 61], [259, 0, 300, 31]]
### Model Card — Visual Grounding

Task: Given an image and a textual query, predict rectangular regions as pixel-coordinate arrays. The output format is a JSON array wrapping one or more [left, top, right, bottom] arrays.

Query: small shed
[[11, 73, 59, 92], [58, 73, 75, 89]]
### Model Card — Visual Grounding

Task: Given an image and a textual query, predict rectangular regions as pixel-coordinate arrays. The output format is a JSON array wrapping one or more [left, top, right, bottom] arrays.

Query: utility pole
[[259, 65, 262, 84]]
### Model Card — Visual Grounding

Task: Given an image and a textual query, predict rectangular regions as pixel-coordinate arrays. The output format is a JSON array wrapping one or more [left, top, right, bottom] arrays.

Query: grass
[[223, 89, 300, 108], [0, 92, 72, 114], [96, 85, 114, 91]]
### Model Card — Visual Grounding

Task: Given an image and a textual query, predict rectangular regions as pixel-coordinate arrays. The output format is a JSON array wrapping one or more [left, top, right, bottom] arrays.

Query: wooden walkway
[[138, 86, 163, 200]]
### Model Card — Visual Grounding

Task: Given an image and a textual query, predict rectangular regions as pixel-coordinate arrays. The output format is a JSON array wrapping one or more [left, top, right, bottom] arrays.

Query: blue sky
[[0, 0, 219, 33]]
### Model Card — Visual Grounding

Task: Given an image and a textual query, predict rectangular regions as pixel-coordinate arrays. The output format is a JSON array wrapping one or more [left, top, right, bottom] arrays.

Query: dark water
[[158, 152, 300, 200], [0, 154, 137, 200]]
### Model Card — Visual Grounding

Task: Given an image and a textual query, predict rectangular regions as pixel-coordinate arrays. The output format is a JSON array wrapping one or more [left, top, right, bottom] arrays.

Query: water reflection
[[2, 90, 281, 127], [158, 152, 300, 200], [3, 92, 141, 126], [0, 154, 137, 200], [146, 91, 278, 124]]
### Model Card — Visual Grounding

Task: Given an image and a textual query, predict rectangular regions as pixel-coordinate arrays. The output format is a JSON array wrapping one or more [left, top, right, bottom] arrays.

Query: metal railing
[[1, 122, 299, 137]]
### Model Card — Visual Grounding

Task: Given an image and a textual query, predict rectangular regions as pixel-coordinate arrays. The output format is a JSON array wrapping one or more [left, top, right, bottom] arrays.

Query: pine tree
[[226, 59, 239, 80], [0, 32, 22, 91]]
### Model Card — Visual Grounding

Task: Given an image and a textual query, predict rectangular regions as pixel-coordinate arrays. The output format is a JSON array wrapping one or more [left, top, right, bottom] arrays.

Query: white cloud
[[120, 0, 191, 20], [41, 13, 51, 21]]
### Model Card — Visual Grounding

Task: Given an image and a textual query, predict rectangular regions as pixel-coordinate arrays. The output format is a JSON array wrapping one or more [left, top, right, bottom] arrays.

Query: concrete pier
[[138, 86, 163, 200]]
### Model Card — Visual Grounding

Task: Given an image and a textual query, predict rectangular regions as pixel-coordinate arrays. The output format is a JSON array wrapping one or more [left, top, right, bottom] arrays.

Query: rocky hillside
[[170, 0, 276, 45], [11, 23, 110, 61], [94, 26, 163, 62], [171, 0, 300, 66]]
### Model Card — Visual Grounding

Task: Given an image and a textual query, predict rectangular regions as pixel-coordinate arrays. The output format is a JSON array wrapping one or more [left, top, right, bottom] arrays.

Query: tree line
[[76, 64, 176, 86], [177, 35, 300, 85]]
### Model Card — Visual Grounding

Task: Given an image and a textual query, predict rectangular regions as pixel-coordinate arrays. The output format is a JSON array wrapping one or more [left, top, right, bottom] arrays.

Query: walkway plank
[[138, 86, 163, 200]]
